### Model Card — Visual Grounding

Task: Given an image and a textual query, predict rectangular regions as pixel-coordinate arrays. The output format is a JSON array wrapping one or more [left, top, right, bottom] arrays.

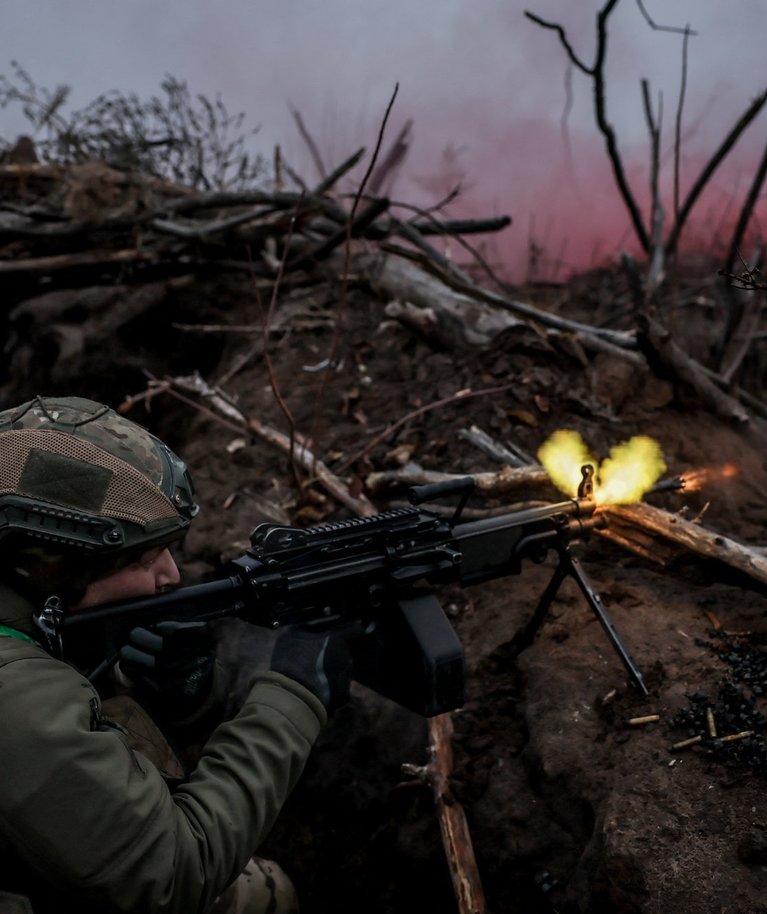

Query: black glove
[[118, 620, 216, 715], [269, 625, 353, 712]]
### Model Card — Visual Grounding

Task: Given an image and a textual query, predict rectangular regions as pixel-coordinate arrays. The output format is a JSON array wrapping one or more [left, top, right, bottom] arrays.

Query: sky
[[3, 1, 767, 281]]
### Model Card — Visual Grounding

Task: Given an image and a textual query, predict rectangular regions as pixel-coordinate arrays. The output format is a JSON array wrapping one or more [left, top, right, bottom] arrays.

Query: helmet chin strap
[[33, 595, 66, 659]]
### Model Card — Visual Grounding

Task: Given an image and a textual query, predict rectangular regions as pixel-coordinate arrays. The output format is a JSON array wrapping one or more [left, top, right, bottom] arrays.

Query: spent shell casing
[[670, 735, 703, 751], [718, 730, 753, 744], [627, 714, 660, 726], [706, 707, 717, 738]]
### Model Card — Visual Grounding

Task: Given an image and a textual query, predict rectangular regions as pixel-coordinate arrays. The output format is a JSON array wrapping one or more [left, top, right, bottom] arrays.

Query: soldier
[[0, 395, 351, 914]]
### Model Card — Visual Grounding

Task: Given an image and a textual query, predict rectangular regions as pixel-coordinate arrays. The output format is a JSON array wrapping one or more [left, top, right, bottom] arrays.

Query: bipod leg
[[512, 556, 570, 654], [566, 553, 648, 697]]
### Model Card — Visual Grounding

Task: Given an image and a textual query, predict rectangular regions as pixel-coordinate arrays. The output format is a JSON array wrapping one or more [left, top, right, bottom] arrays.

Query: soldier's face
[[71, 547, 181, 611]]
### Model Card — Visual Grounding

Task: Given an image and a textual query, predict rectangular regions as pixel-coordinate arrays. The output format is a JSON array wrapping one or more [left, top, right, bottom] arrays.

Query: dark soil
[[5, 246, 767, 913]]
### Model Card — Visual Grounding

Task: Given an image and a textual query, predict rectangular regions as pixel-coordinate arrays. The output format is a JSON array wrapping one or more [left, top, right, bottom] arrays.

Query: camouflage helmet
[[0, 396, 198, 557]]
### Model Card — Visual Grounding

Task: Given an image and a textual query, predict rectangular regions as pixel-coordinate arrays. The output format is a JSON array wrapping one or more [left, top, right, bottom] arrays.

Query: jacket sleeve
[[0, 641, 326, 914]]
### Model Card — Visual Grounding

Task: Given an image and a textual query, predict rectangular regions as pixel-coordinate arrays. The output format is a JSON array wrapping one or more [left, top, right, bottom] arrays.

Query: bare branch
[[561, 62, 576, 178], [408, 215, 511, 237], [312, 146, 366, 195], [592, 0, 649, 251], [725, 140, 767, 274], [366, 463, 549, 499], [308, 83, 400, 472], [523, 11, 592, 75], [337, 382, 517, 473], [135, 374, 378, 516], [635, 0, 698, 35], [642, 79, 665, 289], [288, 104, 327, 180], [666, 88, 767, 256], [637, 311, 750, 423], [247, 200, 304, 488], [368, 119, 413, 196], [673, 26, 692, 220], [418, 714, 488, 914], [527, 1, 650, 252]]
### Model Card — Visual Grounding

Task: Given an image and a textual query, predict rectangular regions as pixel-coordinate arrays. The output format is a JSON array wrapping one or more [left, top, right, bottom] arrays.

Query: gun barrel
[[453, 496, 595, 539], [452, 496, 597, 585]]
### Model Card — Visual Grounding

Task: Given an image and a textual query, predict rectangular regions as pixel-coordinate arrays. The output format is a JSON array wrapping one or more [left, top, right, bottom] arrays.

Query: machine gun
[[43, 466, 648, 717]]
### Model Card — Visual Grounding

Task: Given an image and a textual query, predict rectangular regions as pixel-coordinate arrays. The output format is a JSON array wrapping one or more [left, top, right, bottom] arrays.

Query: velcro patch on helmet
[[19, 448, 112, 514], [0, 428, 179, 527]]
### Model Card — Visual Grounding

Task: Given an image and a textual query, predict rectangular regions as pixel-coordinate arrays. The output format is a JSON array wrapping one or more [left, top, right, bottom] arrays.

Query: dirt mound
[[3, 158, 767, 913]]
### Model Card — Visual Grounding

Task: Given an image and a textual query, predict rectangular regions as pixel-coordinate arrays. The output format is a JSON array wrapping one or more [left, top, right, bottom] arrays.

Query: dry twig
[[125, 374, 377, 517], [366, 462, 550, 498], [402, 714, 486, 914], [340, 383, 517, 473]]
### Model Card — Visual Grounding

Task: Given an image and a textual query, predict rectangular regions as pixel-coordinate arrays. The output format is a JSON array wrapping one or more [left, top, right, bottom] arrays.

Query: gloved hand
[[269, 625, 353, 713], [118, 619, 216, 715]]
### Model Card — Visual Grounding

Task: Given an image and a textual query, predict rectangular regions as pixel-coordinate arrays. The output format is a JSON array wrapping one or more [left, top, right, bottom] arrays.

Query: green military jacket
[[0, 583, 326, 913]]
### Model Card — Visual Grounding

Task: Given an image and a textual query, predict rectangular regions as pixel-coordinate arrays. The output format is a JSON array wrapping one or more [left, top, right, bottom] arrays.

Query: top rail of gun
[[254, 496, 595, 555], [251, 505, 437, 554]]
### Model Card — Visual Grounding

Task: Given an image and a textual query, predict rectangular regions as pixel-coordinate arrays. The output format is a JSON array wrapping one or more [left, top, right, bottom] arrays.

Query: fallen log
[[0, 246, 174, 274], [602, 501, 767, 589], [410, 215, 512, 237], [356, 251, 523, 347], [355, 250, 640, 353], [637, 311, 750, 424], [394, 247, 639, 350]]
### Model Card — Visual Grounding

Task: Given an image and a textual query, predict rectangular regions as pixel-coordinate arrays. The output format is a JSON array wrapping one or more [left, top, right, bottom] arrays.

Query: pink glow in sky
[[3, 0, 766, 280]]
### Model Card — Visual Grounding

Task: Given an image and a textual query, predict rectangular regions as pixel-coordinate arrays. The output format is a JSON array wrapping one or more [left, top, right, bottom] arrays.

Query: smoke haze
[[3, 0, 766, 279]]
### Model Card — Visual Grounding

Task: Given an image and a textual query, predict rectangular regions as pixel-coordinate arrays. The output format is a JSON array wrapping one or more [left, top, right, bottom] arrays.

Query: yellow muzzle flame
[[538, 430, 666, 505]]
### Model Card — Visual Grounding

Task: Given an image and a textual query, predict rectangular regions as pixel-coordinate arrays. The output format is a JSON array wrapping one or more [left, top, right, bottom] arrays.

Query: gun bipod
[[514, 544, 648, 696]]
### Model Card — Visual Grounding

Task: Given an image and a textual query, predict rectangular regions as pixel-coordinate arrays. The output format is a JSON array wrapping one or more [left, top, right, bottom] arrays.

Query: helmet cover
[[0, 396, 198, 556]]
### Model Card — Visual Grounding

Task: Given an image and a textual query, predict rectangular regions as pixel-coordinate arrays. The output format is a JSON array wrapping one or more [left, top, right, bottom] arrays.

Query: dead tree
[[525, 1, 767, 268]]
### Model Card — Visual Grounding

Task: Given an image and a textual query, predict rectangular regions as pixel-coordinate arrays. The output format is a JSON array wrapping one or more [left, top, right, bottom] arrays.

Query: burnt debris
[[671, 634, 767, 775]]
